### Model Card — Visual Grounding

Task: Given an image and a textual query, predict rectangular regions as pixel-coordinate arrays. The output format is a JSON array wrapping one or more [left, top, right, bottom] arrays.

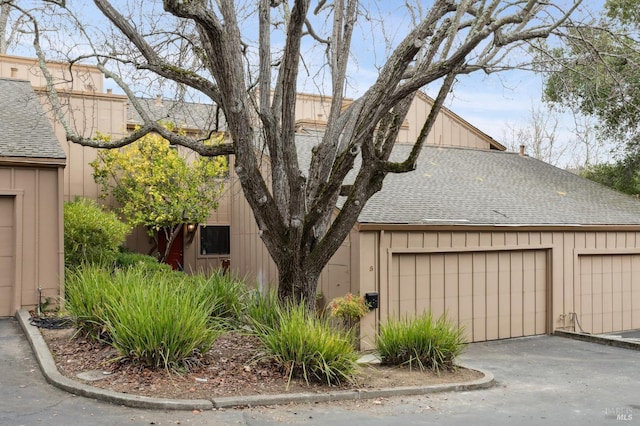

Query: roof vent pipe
[[519, 145, 526, 156], [156, 94, 162, 106]]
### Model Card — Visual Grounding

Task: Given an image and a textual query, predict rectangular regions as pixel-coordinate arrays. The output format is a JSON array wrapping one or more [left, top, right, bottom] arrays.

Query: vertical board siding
[[497, 251, 512, 339], [387, 249, 547, 343], [0, 197, 14, 316], [0, 166, 63, 314], [361, 228, 640, 350]]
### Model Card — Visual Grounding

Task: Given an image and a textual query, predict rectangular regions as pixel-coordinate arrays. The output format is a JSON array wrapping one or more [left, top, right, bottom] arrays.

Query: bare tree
[[10, 0, 583, 306], [502, 101, 565, 166], [0, 0, 26, 54]]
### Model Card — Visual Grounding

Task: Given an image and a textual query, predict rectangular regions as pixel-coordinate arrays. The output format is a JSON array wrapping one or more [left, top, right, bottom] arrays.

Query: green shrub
[[376, 311, 465, 372], [114, 249, 173, 273], [104, 271, 221, 371], [254, 302, 358, 386], [64, 198, 130, 267], [329, 293, 370, 324]]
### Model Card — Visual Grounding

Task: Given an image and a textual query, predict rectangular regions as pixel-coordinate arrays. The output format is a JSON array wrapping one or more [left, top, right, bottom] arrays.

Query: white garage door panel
[[388, 250, 548, 343]]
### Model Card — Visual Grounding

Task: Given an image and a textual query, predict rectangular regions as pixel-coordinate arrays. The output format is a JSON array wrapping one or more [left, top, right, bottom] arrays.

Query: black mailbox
[[365, 292, 379, 309]]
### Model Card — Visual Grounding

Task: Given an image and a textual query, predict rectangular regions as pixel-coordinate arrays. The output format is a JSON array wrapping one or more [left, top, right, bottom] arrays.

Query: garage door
[[577, 254, 640, 334], [0, 197, 15, 316], [386, 250, 548, 342]]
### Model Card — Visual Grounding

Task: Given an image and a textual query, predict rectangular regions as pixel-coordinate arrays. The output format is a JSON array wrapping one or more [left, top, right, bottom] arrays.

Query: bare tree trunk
[[276, 257, 318, 311]]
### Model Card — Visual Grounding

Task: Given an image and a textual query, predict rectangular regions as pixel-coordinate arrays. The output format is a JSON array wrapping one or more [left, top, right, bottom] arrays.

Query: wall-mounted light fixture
[[184, 223, 198, 246]]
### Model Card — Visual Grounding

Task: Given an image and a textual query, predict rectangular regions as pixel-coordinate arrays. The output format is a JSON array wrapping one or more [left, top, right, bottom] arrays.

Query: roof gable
[[0, 78, 66, 160]]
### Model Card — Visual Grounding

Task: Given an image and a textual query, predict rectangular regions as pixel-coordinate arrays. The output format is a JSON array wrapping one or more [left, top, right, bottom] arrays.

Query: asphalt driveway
[[1, 317, 639, 425]]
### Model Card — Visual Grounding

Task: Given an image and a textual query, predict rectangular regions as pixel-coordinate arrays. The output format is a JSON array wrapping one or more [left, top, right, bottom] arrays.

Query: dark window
[[200, 225, 230, 255]]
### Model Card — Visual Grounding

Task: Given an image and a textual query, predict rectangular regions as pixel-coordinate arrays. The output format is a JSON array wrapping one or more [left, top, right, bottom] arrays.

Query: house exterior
[[349, 145, 640, 348], [0, 78, 66, 316], [3, 53, 640, 350]]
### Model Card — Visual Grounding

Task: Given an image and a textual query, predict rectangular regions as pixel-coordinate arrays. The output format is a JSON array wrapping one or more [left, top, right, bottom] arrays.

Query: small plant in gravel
[[376, 311, 465, 372], [329, 293, 370, 349], [329, 293, 370, 327], [252, 301, 359, 387]]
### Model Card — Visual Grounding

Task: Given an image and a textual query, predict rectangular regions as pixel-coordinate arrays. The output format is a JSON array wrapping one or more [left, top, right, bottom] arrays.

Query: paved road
[[1, 317, 639, 425]]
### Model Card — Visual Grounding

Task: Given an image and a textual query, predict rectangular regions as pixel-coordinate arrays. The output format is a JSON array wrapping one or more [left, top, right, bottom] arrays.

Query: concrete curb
[[554, 329, 640, 351], [17, 309, 494, 410], [17, 309, 213, 410], [211, 367, 494, 408]]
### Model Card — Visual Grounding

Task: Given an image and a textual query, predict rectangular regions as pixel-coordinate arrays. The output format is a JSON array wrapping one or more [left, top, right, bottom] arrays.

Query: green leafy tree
[[580, 153, 640, 196], [91, 130, 227, 265], [538, 0, 640, 192], [539, 0, 640, 141]]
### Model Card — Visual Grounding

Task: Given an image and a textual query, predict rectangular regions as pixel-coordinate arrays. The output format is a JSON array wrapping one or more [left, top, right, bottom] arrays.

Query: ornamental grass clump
[[243, 288, 282, 332], [376, 311, 466, 372], [187, 270, 248, 324], [254, 301, 359, 387], [66, 264, 223, 370], [64, 264, 115, 340], [104, 271, 221, 371]]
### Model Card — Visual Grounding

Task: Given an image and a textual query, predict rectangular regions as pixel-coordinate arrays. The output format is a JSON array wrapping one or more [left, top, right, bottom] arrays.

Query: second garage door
[[385, 249, 548, 342], [577, 254, 640, 334]]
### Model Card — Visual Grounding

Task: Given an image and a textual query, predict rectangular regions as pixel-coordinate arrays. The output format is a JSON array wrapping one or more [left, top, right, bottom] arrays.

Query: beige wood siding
[[0, 54, 105, 92], [229, 176, 278, 291], [38, 91, 128, 201], [358, 229, 640, 349], [398, 93, 494, 148], [0, 196, 15, 316], [293, 92, 498, 149], [0, 165, 64, 315]]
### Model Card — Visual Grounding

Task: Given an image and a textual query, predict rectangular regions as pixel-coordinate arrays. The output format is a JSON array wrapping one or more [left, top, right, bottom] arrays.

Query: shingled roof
[[128, 96, 226, 133], [365, 145, 640, 225], [0, 78, 66, 161], [294, 135, 640, 226]]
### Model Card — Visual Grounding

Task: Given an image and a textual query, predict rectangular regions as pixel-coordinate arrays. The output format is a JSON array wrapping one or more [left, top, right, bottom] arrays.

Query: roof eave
[[357, 223, 640, 232], [0, 156, 66, 167]]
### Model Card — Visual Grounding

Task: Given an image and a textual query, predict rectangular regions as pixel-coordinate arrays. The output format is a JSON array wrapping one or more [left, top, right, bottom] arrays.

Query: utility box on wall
[[365, 292, 379, 310]]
